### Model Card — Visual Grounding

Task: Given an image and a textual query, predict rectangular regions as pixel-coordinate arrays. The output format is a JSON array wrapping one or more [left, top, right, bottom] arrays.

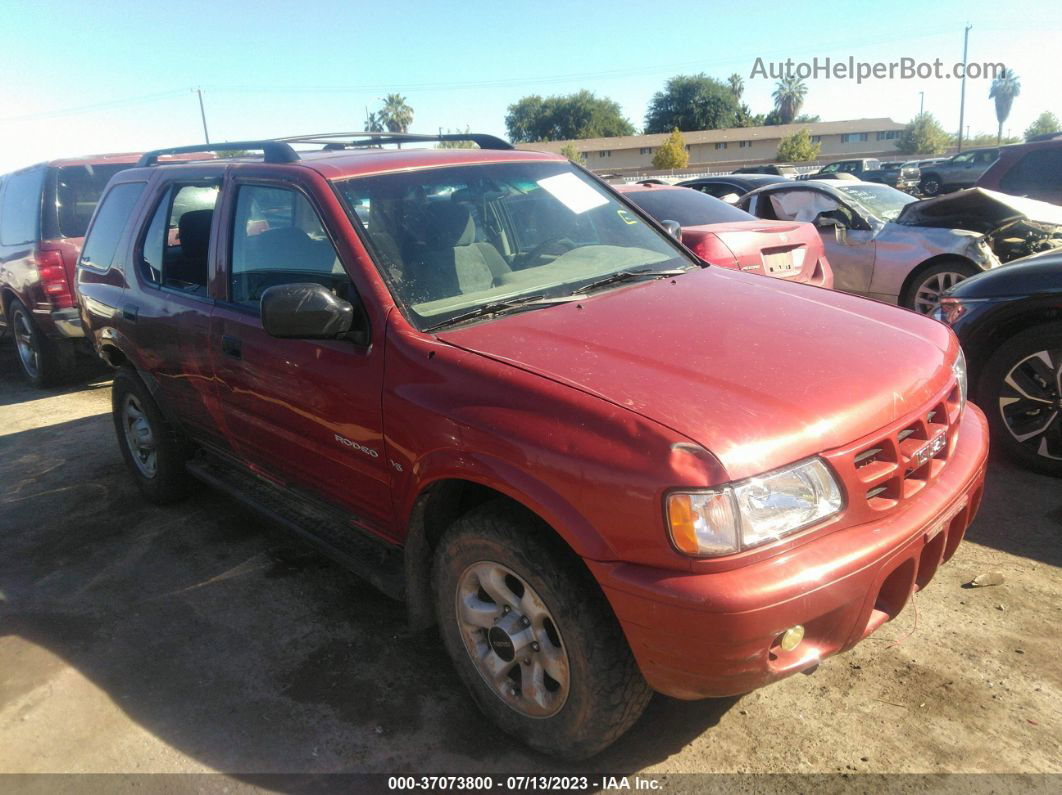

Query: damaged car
[[740, 180, 1007, 314]]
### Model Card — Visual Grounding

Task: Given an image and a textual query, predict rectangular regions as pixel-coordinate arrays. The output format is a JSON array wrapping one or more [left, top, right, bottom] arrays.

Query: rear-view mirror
[[261, 282, 361, 341]]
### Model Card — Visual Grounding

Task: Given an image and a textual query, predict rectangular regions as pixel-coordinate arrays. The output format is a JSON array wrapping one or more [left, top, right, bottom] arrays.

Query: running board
[[186, 455, 405, 601]]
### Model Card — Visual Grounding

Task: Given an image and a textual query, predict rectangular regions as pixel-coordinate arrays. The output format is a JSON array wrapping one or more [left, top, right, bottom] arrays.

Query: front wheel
[[433, 501, 651, 759], [977, 323, 1062, 477], [901, 260, 979, 314], [920, 174, 943, 196]]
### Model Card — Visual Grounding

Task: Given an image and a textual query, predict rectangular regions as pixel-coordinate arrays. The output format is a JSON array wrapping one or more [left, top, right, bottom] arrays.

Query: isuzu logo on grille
[[909, 431, 946, 470]]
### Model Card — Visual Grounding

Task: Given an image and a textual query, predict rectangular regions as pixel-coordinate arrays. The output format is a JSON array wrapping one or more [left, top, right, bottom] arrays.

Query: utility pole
[[919, 91, 924, 116], [195, 88, 210, 144], [957, 24, 972, 153]]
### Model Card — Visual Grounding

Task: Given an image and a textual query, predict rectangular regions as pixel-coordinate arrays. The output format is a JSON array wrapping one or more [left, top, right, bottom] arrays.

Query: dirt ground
[[0, 337, 1060, 784]]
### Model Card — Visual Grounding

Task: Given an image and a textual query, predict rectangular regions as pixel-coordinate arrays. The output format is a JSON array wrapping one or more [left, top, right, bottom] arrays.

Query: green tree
[[364, 110, 385, 133], [727, 73, 744, 99], [965, 132, 1020, 147], [644, 74, 741, 133], [559, 143, 586, 164], [989, 68, 1021, 144], [379, 94, 414, 134], [436, 126, 477, 149], [651, 129, 689, 170], [1024, 111, 1060, 140], [776, 128, 820, 162], [772, 76, 808, 124], [896, 112, 951, 154], [504, 90, 634, 143]]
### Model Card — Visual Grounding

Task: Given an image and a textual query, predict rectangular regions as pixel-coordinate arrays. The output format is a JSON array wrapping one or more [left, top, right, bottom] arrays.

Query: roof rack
[[274, 131, 514, 150], [137, 141, 300, 167], [136, 131, 514, 168]]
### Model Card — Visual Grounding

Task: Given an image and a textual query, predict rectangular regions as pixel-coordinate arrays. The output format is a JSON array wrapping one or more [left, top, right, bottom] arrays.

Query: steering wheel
[[521, 236, 576, 266]]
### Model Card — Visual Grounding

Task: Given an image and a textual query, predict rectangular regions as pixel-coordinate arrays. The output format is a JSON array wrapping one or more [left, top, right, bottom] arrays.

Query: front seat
[[412, 203, 510, 300], [168, 209, 213, 288]]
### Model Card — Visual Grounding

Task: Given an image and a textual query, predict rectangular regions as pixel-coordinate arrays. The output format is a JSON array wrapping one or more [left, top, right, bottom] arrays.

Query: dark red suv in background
[[0, 154, 141, 385], [77, 133, 988, 759]]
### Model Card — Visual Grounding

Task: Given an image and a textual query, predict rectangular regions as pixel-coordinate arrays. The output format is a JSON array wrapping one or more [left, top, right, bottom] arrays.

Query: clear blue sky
[[1, 0, 1060, 172]]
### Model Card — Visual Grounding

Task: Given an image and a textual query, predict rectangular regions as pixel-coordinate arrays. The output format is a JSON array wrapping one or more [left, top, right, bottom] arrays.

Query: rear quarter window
[[79, 182, 146, 271], [999, 149, 1062, 195], [50, 164, 136, 238], [0, 168, 45, 246]]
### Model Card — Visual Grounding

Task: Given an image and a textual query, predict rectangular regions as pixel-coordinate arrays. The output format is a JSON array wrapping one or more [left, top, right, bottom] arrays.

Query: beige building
[[516, 117, 907, 176]]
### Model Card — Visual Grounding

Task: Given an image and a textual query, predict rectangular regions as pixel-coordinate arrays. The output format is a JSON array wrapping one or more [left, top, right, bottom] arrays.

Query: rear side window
[[140, 183, 219, 293], [0, 168, 44, 245], [999, 149, 1062, 195], [623, 188, 755, 227], [229, 184, 347, 309], [54, 164, 134, 238], [79, 182, 146, 271]]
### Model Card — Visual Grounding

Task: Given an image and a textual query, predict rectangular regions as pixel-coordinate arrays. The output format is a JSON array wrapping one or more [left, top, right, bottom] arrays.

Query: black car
[[937, 249, 1062, 475], [732, 163, 798, 177], [676, 174, 790, 202]]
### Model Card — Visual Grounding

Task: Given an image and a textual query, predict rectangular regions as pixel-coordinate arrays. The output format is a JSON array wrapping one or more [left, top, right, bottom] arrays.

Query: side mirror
[[661, 219, 682, 240], [261, 283, 361, 341]]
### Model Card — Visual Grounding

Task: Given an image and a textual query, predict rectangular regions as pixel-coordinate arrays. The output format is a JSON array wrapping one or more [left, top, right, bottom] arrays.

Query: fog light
[[779, 625, 805, 652]]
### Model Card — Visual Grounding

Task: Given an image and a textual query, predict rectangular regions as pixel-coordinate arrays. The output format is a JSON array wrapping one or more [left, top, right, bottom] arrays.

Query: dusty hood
[[896, 187, 1062, 233], [438, 267, 957, 481]]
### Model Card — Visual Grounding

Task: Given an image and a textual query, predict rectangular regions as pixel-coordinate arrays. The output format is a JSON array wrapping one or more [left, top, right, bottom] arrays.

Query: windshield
[[55, 164, 133, 238], [622, 187, 755, 227], [335, 161, 692, 329], [835, 183, 917, 222]]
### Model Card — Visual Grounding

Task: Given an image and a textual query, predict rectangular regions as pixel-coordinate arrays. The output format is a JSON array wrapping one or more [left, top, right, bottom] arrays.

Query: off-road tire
[[112, 368, 193, 503], [8, 298, 75, 387], [977, 323, 1062, 477], [433, 500, 651, 759]]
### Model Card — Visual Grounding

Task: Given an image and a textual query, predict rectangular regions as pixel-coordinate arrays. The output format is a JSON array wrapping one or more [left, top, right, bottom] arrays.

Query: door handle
[[221, 335, 242, 359], [122, 303, 139, 322]]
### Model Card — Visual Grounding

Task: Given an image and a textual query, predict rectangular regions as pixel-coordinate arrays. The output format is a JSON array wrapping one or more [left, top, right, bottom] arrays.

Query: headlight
[[952, 348, 968, 417], [667, 457, 843, 558]]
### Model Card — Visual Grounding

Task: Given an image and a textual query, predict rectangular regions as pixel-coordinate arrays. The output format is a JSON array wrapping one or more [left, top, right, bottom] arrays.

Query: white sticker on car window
[[537, 173, 609, 215]]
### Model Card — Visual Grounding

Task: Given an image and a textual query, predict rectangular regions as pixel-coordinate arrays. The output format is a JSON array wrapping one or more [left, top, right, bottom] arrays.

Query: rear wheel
[[901, 260, 979, 314], [8, 298, 75, 387], [433, 501, 651, 759], [977, 323, 1062, 477], [112, 368, 193, 503]]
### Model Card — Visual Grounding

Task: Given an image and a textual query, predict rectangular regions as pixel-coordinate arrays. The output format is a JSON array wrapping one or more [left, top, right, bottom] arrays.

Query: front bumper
[[587, 404, 989, 700]]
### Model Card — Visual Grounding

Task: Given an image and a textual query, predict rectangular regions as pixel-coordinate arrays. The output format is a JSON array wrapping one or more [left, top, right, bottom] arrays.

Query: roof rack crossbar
[[137, 141, 300, 167], [275, 131, 514, 150]]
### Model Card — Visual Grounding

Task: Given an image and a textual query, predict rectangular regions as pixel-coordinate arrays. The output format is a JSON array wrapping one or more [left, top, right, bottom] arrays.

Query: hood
[[949, 247, 1062, 299], [896, 188, 1062, 234], [438, 267, 956, 481]]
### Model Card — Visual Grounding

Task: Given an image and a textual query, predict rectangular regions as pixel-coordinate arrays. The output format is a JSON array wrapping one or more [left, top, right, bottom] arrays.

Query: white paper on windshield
[[537, 173, 609, 215]]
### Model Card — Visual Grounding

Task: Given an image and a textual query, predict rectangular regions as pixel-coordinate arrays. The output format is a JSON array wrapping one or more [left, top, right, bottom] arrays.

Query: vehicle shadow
[[0, 412, 736, 775], [0, 336, 112, 407], [963, 452, 1062, 568]]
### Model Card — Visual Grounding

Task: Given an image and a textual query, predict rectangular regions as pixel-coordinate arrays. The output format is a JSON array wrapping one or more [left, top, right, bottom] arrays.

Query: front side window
[[229, 184, 349, 309], [334, 161, 691, 329], [79, 182, 145, 271], [0, 168, 44, 246], [140, 182, 219, 292]]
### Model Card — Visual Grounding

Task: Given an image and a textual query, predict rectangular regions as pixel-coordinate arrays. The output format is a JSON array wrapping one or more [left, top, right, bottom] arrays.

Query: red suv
[[976, 136, 1062, 205], [1, 154, 141, 385], [77, 133, 989, 759]]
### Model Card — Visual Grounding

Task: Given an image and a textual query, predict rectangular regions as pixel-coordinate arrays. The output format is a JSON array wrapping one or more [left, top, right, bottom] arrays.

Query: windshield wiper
[[569, 268, 689, 296], [424, 294, 578, 332]]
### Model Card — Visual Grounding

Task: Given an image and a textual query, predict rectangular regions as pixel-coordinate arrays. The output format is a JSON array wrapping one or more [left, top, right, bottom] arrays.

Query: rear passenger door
[[210, 177, 392, 534], [127, 175, 223, 443]]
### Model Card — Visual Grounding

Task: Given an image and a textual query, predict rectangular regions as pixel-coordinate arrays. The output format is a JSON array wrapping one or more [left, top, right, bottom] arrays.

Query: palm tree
[[379, 93, 414, 134], [364, 110, 385, 133], [989, 69, 1021, 144], [772, 76, 808, 124], [727, 73, 744, 100]]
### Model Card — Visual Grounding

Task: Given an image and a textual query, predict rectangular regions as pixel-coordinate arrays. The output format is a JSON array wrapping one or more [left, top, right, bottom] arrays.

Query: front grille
[[827, 381, 963, 517]]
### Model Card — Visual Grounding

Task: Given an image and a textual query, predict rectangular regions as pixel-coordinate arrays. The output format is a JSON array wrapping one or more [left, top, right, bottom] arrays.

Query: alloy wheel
[[455, 561, 570, 718], [998, 348, 1062, 461], [122, 394, 159, 478], [913, 271, 969, 314], [12, 308, 39, 380]]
